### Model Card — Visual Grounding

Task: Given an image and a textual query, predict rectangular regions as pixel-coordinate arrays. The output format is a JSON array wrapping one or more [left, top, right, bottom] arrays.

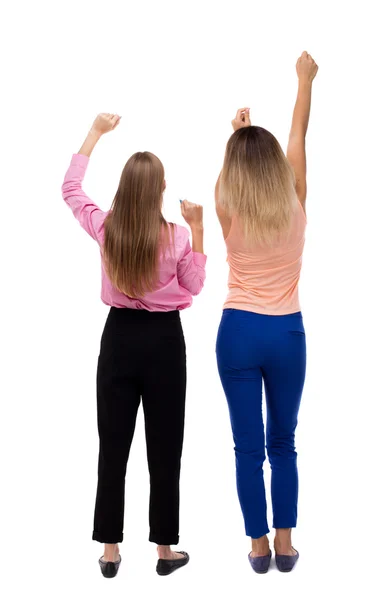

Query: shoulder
[[91, 211, 108, 244], [168, 223, 190, 259], [172, 223, 190, 244]]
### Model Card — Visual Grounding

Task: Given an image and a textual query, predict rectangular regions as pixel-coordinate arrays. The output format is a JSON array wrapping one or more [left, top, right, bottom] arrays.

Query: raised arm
[[62, 114, 121, 241], [180, 200, 204, 254], [287, 52, 318, 208], [178, 201, 206, 295]]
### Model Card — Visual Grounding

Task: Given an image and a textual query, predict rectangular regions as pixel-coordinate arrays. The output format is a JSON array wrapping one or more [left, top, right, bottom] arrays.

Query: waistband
[[109, 307, 180, 322], [223, 308, 302, 319]]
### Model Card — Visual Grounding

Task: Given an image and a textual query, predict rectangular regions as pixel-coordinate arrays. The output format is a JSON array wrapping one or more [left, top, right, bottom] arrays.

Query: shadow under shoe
[[99, 555, 122, 578], [156, 551, 190, 576]]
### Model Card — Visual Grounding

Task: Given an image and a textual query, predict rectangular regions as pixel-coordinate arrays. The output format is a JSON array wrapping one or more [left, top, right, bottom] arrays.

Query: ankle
[[104, 543, 119, 561], [251, 535, 270, 556], [274, 529, 292, 553], [157, 545, 173, 559]]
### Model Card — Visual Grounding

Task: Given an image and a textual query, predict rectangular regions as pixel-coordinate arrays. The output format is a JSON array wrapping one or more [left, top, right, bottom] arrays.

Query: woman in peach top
[[216, 52, 318, 573]]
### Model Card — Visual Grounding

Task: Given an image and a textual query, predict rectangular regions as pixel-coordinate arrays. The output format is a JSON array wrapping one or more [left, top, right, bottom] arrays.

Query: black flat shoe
[[98, 555, 122, 578], [156, 551, 189, 576]]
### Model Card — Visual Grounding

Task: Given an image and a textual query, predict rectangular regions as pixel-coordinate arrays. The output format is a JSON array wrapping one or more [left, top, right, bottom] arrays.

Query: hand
[[296, 51, 318, 84], [181, 200, 203, 229], [231, 107, 251, 132], [91, 113, 121, 136]]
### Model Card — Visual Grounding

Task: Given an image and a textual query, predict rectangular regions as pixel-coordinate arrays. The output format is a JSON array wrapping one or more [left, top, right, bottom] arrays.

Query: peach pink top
[[224, 201, 306, 316]]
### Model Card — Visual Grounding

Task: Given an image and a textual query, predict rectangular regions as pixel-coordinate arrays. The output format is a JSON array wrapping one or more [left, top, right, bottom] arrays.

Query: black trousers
[[92, 308, 186, 545]]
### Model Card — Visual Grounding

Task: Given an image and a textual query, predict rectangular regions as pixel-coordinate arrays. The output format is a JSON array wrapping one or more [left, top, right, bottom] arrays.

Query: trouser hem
[[149, 533, 179, 545], [92, 531, 123, 543], [273, 523, 297, 530], [246, 527, 270, 539]]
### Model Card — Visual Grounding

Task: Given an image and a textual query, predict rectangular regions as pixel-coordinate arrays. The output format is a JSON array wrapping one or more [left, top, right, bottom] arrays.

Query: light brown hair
[[219, 126, 297, 245], [103, 152, 172, 297]]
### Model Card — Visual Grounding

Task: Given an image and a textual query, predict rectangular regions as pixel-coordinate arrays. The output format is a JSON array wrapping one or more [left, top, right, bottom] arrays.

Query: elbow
[[180, 275, 205, 297], [189, 276, 206, 296], [190, 288, 201, 297], [289, 130, 306, 144], [61, 179, 72, 201], [61, 180, 81, 202]]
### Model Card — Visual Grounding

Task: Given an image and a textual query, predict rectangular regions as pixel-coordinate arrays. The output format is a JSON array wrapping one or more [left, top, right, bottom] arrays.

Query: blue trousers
[[216, 309, 306, 539]]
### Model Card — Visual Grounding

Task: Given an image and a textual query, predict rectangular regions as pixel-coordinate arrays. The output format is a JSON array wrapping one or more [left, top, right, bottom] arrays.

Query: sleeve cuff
[[71, 153, 90, 167], [193, 252, 207, 267]]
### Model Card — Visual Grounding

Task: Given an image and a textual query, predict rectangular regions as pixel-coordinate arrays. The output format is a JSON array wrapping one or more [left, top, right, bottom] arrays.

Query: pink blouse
[[62, 154, 207, 311]]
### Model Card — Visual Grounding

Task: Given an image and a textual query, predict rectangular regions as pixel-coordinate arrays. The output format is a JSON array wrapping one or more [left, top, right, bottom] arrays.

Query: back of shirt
[[224, 201, 306, 316], [62, 154, 207, 311]]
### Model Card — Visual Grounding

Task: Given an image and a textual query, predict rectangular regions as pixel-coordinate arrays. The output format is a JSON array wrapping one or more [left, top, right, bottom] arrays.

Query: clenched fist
[[180, 200, 203, 228], [91, 113, 121, 135], [232, 107, 251, 132], [296, 52, 318, 83]]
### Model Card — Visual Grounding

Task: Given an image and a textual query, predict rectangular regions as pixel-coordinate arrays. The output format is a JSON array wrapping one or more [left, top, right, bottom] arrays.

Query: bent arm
[[177, 235, 207, 296], [61, 154, 106, 241], [191, 223, 204, 254], [62, 114, 120, 240]]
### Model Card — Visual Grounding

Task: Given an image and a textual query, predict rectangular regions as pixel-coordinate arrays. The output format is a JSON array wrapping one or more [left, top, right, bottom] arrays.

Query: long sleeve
[[61, 154, 107, 241], [177, 236, 207, 296]]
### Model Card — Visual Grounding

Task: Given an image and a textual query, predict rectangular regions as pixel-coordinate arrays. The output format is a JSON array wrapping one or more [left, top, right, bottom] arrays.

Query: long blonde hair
[[103, 151, 172, 298], [219, 126, 297, 246]]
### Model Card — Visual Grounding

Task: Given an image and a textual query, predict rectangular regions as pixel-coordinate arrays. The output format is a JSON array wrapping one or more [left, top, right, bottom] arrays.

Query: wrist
[[298, 78, 313, 91], [89, 127, 103, 140], [190, 223, 204, 232]]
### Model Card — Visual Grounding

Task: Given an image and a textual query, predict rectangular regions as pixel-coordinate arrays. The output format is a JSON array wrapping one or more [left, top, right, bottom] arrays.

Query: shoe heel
[[248, 551, 272, 574], [275, 551, 299, 573], [104, 562, 118, 578], [99, 556, 121, 578], [156, 561, 170, 576]]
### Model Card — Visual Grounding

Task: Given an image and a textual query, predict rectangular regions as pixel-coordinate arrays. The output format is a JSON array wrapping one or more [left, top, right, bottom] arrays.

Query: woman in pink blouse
[[62, 114, 206, 578]]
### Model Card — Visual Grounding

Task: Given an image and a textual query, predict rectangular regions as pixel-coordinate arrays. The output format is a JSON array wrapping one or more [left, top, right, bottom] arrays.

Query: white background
[[1, 0, 385, 598]]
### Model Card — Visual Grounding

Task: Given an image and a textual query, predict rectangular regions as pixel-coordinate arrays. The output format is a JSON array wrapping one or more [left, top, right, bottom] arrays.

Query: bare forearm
[[191, 225, 204, 254], [290, 81, 313, 139], [78, 128, 102, 157]]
